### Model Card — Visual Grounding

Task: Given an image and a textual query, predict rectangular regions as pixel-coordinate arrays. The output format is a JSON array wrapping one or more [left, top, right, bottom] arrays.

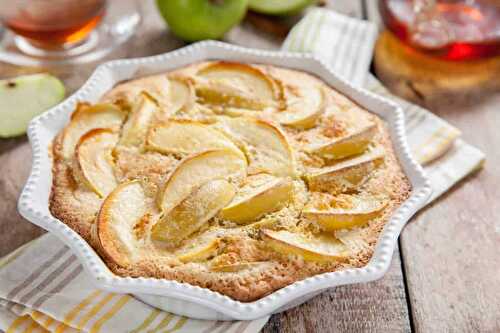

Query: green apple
[[156, 0, 249, 42], [249, 0, 315, 16], [0, 74, 65, 138]]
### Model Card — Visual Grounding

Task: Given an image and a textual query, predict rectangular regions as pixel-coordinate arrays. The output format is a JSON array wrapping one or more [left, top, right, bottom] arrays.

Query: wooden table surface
[[1, 1, 499, 332]]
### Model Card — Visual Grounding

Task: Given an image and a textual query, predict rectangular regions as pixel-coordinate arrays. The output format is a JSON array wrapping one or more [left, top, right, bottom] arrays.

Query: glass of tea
[[380, 0, 500, 60], [0, 0, 140, 66]]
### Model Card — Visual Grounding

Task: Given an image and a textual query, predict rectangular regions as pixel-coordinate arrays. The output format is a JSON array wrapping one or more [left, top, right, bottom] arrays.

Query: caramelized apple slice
[[146, 119, 241, 155], [169, 76, 195, 114], [152, 179, 236, 244], [307, 124, 377, 160], [157, 149, 247, 214], [262, 230, 349, 262], [73, 128, 118, 197], [303, 194, 388, 231], [196, 62, 281, 110], [218, 118, 295, 177], [119, 92, 158, 147], [211, 262, 266, 272], [306, 147, 385, 194], [220, 174, 293, 224], [60, 103, 125, 159], [176, 238, 221, 263], [101, 74, 170, 110], [278, 85, 325, 129], [96, 181, 148, 266]]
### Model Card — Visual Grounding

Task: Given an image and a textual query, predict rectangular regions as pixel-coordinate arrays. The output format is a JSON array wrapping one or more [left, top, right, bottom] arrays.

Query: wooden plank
[[400, 94, 500, 332]]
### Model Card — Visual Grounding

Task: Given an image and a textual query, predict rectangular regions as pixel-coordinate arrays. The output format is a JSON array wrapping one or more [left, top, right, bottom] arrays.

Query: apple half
[[302, 195, 388, 231], [220, 174, 294, 224], [218, 117, 295, 177], [306, 124, 377, 160], [73, 128, 119, 198], [60, 103, 126, 160], [196, 62, 282, 110], [119, 92, 158, 147], [306, 147, 385, 193], [96, 181, 148, 266], [278, 85, 325, 129], [157, 149, 247, 215], [146, 119, 241, 156], [152, 179, 236, 244], [262, 230, 350, 262]]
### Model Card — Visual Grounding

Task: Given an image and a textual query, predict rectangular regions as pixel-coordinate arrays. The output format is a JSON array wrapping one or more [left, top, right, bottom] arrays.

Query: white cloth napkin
[[0, 8, 485, 333]]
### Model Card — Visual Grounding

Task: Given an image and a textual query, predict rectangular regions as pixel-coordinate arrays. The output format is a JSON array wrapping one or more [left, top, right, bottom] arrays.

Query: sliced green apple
[[303, 194, 388, 231], [157, 149, 247, 214], [96, 181, 148, 266], [146, 119, 241, 155], [60, 103, 126, 159], [306, 124, 377, 160], [119, 92, 158, 147], [306, 147, 385, 194], [152, 179, 236, 244], [278, 85, 325, 129], [196, 62, 281, 110], [262, 230, 350, 262], [220, 174, 293, 224], [73, 128, 119, 197], [217, 117, 295, 177], [0, 73, 65, 137]]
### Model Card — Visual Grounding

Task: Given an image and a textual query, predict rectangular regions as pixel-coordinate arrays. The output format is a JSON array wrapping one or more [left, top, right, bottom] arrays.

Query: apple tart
[[50, 61, 411, 301]]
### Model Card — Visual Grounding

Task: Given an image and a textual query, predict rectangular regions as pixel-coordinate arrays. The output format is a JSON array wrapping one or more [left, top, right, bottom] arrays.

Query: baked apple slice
[[176, 237, 221, 263], [306, 124, 377, 160], [302, 194, 388, 231], [217, 118, 295, 177], [60, 103, 126, 159], [306, 147, 385, 193], [73, 128, 119, 197], [96, 181, 148, 266], [196, 62, 281, 110], [157, 149, 247, 214], [119, 92, 158, 147], [278, 85, 325, 129], [146, 119, 241, 155], [262, 230, 349, 262], [152, 179, 236, 244], [220, 174, 293, 224], [101, 74, 170, 110], [168, 76, 196, 114]]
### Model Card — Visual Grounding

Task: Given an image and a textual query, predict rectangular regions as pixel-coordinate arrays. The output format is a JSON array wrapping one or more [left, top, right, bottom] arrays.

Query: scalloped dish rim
[[17, 41, 432, 320]]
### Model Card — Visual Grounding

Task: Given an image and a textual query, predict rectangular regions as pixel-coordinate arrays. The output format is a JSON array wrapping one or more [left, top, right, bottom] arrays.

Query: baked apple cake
[[50, 61, 411, 301]]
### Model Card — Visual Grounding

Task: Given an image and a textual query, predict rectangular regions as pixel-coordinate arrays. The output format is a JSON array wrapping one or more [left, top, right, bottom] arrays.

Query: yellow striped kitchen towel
[[282, 8, 484, 202], [0, 236, 269, 333]]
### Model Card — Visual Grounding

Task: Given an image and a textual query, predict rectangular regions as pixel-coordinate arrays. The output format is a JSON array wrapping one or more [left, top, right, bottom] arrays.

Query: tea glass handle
[[410, 0, 452, 48]]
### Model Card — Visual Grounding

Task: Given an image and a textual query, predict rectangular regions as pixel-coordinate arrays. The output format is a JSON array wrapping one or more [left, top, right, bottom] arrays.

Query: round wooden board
[[374, 31, 500, 109]]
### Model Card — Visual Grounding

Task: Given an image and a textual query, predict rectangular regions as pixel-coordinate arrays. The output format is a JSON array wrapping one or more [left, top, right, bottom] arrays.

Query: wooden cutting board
[[374, 31, 500, 109]]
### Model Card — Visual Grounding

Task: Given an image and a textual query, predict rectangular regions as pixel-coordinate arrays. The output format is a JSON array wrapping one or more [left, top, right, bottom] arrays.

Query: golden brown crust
[[49, 61, 411, 302]]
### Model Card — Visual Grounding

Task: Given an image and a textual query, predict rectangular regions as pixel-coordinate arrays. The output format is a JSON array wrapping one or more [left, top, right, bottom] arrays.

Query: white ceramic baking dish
[[18, 41, 432, 321]]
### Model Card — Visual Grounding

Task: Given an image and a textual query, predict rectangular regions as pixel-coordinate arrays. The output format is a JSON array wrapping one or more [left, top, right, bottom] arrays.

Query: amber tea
[[0, 0, 107, 47]]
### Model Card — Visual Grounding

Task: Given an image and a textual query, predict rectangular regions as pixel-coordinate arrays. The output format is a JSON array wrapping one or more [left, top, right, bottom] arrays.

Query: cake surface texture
[[50, 61, 411, 301]]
